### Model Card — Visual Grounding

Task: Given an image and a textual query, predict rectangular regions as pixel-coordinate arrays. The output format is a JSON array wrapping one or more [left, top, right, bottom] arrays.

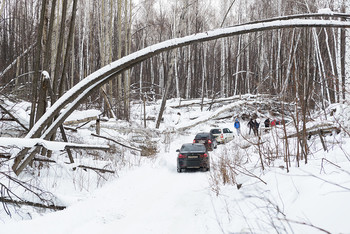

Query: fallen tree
[[0, 197, 66, 211], [0, 154, 115, 174], [284, 124, 341, 139], [12, 16, 350, 175], [0, 172, 65, 216], [0, 104, 29, 132], [91, 133, 141, 152]]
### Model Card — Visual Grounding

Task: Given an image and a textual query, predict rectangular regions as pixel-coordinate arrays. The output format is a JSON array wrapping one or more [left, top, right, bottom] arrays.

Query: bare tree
[[30, 0, 48, 128]]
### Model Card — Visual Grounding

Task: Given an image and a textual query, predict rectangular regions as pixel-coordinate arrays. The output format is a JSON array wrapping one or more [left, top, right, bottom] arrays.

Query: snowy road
[[94, 166, 221, 234], [89, 133, 226, 234], [2, 133, 229, 234], [2, 119, 350, 234]]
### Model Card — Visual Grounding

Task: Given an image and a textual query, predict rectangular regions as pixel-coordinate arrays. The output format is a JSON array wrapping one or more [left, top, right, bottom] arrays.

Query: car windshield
[[181, 144, 206, 152], [211, 129, 221, 134]]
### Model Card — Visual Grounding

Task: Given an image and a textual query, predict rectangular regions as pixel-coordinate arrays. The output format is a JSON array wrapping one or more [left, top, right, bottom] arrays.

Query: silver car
[[210, 128, 234, 144]]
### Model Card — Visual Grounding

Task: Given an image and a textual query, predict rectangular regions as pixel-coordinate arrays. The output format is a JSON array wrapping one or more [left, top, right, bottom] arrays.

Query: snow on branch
[[13, 17, 350, 175], [0, 137, 109, 151]]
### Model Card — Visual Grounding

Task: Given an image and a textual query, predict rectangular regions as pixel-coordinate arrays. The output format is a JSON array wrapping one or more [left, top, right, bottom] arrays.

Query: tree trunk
[[123, 0, 131, 121], [52, 0, 68, 101], [116, 0, 123, 119], [156, 51, 175, 129], [58, 0, 78, 97], [30, 0, 48, 128]]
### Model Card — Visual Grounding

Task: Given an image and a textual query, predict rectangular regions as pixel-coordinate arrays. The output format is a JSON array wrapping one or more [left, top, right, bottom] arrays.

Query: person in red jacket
[[271, 119, 276, 127]]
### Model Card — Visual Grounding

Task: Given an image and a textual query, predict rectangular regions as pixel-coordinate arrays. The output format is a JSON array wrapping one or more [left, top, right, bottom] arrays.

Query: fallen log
[[64, 144, 109, 150], [0, 197, 66, 210], [169, 95, 269, 109], [1, 154, 115, 174], [0, 153, 11, 159], [91, 133, 142, 152], [284, 126, 340, 139], [33, 156, 115, 174], [0, 104, 29, 132], [63, 116, 97, 125], [76, 165, 114, 174], [4, 137, 110, 175]]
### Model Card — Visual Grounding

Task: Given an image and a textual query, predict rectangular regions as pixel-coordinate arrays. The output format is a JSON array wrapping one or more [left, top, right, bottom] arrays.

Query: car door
[[209, 133, 217, 148], [223, 128, 234, 141]]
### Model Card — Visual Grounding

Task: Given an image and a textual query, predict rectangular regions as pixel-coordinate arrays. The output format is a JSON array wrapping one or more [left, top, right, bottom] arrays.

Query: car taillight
[[208, 139, 212, 144], [193, 140, 196, 143], [178, 154, 186, 159], [220, 134, 224, 138], [201, 153, 208, 158]]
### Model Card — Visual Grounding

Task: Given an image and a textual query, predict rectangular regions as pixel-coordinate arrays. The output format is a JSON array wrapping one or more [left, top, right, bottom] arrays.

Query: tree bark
[[29, 0, 48, 128], [52, 0, 68, 101], [58, 0, 78, 97], [0, 197, 66, 210]]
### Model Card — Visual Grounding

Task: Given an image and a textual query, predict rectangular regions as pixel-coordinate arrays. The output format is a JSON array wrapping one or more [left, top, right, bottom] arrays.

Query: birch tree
[[123, 0, 131, 120], [116, 0, 123, 118], [344, 0, 350, 101]]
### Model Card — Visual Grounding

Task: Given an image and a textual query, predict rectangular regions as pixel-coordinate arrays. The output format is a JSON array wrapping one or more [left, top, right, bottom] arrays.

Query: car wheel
[[177, 168, 181, 173], [214, 143, 217, 149]]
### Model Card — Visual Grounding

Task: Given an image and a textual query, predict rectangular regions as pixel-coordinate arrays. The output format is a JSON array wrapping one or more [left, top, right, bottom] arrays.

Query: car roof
[[182, 143, 204, 147], [180, 143, 206, 151]]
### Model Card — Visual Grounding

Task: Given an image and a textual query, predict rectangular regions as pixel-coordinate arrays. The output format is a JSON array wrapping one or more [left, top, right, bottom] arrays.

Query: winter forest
[[1, 0, 350, 118], [1, 0, 350, 233]]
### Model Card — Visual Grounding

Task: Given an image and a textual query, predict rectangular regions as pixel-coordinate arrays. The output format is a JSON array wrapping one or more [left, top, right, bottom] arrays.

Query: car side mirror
[[176, 149, 180, 152]]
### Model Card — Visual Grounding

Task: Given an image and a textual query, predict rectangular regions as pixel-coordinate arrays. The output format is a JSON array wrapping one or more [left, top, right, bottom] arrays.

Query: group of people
[[247, 118, 260, 136], [263, 118, 277, 128], [233, 118, 259, 136], [233, 117, 278, 137]]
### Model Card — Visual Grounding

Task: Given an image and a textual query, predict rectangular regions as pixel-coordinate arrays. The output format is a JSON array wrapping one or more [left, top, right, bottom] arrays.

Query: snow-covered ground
[[1, 97, 350, 233]]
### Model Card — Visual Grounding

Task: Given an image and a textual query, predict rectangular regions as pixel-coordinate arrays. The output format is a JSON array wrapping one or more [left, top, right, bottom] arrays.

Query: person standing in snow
[[253, 119, 260, 136], [264, 118, 270, 128], [248, 118, 254, 135], [175, 112, 181, 125], [271, 119, 276, 127], [234, 118, 240, 136]]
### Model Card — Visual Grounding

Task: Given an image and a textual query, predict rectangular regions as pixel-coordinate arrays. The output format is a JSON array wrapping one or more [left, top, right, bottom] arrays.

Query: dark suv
[[193, 132, 217, 151], [176, 143, 210, 172]]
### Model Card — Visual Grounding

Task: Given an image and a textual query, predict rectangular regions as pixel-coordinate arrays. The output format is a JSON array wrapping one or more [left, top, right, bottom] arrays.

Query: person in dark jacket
[[248, 118, 254, 135], [264, 118, 270, 128], [253, 119, 259, 136]]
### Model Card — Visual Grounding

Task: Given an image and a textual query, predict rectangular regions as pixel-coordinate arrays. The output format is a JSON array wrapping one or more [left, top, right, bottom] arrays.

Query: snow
[[10, 17, 344, 169], [42, 71, 50, 80], [64, 109, 101, 122], [2, 16, 350, 233], [0, 137, 108, 151], [318, 8, 334, 14], [25, 18, 350, 141], [1, 96, 350, 234]]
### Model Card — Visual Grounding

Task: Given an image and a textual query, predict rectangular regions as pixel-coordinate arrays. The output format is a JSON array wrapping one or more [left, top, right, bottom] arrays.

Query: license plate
[[188, 155, 198, 159], [199, 140, 205, 144]]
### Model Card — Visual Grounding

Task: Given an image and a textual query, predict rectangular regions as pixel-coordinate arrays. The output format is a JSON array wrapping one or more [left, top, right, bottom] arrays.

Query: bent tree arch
[[12, 15, 350, 175]]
